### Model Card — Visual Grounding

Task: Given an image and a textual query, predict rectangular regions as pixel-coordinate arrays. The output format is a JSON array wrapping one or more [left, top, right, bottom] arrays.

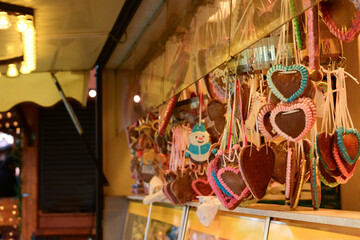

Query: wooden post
[[20, 103, 39, 240]]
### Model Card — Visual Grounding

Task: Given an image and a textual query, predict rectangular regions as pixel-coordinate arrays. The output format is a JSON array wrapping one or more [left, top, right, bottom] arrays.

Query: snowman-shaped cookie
[[185, 123, 211, 164]]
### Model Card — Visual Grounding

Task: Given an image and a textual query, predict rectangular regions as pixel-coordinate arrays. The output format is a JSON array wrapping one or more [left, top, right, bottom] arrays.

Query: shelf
[[127, 195, 360, 229]]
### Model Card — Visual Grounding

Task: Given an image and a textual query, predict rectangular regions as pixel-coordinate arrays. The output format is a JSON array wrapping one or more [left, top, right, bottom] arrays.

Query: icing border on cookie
[[266, 64, 308, 102]]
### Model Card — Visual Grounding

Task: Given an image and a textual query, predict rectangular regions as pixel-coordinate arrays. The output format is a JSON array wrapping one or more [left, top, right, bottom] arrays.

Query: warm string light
[[7, 64, 19, 77], [0, 11, 10, 29], [0, 13, 36, 76], [22, 19, 36, 73]]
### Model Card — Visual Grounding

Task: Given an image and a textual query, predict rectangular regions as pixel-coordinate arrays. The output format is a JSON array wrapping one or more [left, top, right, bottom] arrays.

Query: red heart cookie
[[258, 104, 277, 140], [207, 155, 248, 210], [192, 178, 213, 196], [240, 145, 275, 199], [316, 132, 337, 171], [270, 101, 314, 142], [217, 167, 249, 200]]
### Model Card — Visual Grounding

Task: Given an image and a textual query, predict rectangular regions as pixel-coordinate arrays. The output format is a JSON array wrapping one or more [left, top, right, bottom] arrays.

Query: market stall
[[102, 0, 360, 239]]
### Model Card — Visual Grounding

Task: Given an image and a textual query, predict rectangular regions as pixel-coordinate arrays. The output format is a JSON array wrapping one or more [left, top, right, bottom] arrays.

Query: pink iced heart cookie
[[320, 0, 360, 42], [217, 167, 250, 200], [270, 101, 315, 142], [258, 104, 278, 140], [191, 178, 213, 196], [207, 155, 249, 210]]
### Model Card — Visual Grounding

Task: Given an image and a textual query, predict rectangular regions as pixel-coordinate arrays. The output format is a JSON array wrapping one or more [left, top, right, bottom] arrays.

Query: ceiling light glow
[[133, 95, 141, 103], [0, 12, 11, 29], [17, 15, 27, 32], [89, 89, 97, 98], [7, 64, 19, 77]]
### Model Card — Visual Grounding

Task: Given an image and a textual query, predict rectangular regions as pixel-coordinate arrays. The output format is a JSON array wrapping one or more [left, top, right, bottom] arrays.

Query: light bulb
[[0, 12, 10, 29], [22, 20, 36, 72], [89, 89, 97, 98], [20, 61, 30, 74], [7, 64, 19, 77], [133, 95, 141, 103], [17, 15, 27, 32]]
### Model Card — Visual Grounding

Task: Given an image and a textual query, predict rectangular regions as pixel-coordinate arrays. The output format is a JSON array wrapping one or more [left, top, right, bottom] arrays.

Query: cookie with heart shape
[[316, 132, 338, 171], [191, 178, 213, 196], [320, 0, 360, 42], [217, 167, 250, 200], [270, 101, 315, 142], [163, 184, 180, 205], [207, 154, 249, 210], [318, 160, 341, 187], [332, 142, 358, 179], [270, 140, 291, 184], [206, 99, 227, 141], [335, 126, 360, 164], [240, 145, 275, 199], [170, 168, 196, 205], [267, 64, 309, 103], [258, 104, 277, 140]]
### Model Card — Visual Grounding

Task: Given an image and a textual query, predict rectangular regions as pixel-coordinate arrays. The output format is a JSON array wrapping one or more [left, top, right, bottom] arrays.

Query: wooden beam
[[20, 103, 39, 240], [38, 213, 95, 229]]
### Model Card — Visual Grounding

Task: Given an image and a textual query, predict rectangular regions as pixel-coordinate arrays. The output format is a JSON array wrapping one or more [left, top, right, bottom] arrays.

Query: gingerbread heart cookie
[[267, 64, 309, 102], [170, 168, 196, 205], [270, 140, 291, 184], [270, 101, 315, 142], [335, 127, 360, 164], [320, 0, 360, 42], [316, 132, 337, 171], [258, 104, 277, 140], [192, 178, 213, 196], [332, 142, 358, 179], [207, 154, 249, 210], [217, 167, 249, 200], [206, 99, 226, 141], [240, 145, 275, 199]]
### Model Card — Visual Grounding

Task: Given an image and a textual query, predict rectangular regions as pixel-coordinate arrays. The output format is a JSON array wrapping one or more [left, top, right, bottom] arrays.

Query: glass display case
[[125, 197, 360, 240]]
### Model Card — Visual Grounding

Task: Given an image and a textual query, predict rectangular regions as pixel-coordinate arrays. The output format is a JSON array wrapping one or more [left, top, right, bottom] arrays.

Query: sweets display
[[128, 2, 360, 212]]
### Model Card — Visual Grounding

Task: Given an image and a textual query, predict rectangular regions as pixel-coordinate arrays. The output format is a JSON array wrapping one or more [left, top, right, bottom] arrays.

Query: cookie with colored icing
[[335, 126, 360, 164], [270, 100, 315, 142], [320, 0, 360, 42], [258, 104, 278, 140], [207, 154, 249, 210], [267, 64, 308, 102]]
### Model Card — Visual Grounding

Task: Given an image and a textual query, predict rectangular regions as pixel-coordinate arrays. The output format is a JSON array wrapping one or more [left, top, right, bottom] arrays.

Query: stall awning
[[0, 71, 89, 111]]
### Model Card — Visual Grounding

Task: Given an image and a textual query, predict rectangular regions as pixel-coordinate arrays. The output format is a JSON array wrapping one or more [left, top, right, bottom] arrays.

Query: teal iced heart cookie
[[336, 126, 360, 164], [267, 64, 308, 102]]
